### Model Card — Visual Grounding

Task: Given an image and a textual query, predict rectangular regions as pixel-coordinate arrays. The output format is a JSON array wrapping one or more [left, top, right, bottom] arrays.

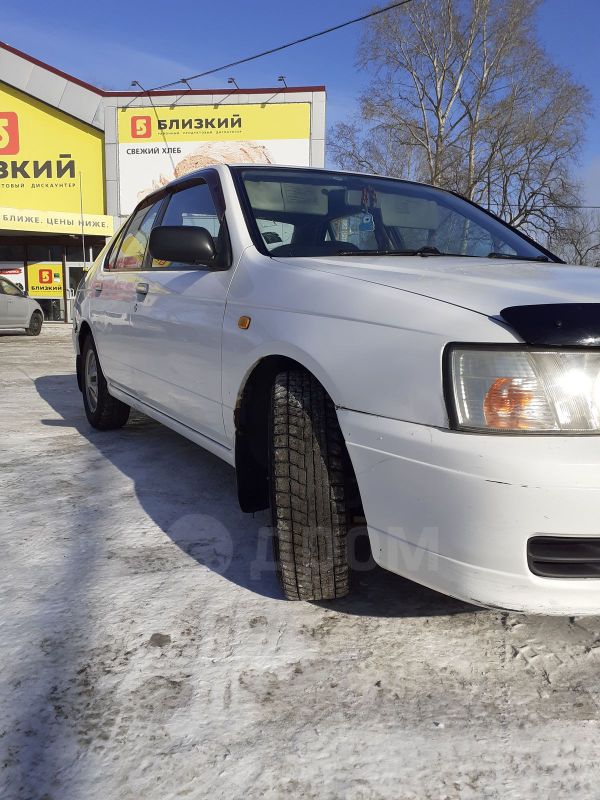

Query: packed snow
[[2, 325, 600, 799]]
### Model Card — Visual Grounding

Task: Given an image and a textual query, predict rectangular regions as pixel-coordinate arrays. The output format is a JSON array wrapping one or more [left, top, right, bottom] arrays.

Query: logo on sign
[[39, 268, 53, 284], [131, 115, 152, 139], [0, 112, 19, 155]]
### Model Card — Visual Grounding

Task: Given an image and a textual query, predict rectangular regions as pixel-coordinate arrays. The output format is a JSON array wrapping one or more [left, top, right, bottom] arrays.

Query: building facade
[[0, 41, 326, 322]]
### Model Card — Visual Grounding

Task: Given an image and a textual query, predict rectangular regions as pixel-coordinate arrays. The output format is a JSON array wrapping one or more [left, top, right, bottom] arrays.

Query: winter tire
[[82, 335, 130, 430], [25, 311, 43, 336], [269, 369, 351, 601]]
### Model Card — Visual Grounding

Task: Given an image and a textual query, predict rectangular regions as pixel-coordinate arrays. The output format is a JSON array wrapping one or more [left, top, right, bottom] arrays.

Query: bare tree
[[329, 0, 590, 237], [549, 210, 600, 266]]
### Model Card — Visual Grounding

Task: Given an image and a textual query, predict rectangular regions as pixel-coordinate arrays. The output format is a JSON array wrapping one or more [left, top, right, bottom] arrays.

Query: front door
[[128, 180, 231, 445], [89, 198, 163, 392]]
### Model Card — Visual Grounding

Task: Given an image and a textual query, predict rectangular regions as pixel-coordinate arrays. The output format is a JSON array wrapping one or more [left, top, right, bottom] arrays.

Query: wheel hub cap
[[85, 350, 99, 412]]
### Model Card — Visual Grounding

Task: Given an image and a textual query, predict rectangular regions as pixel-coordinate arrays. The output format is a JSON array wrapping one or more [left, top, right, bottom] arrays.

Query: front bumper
[[338, 408, 600, 615]]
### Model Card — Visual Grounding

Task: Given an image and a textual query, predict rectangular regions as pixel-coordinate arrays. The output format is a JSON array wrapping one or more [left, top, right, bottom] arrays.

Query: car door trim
[[107, 382, 234, 464]]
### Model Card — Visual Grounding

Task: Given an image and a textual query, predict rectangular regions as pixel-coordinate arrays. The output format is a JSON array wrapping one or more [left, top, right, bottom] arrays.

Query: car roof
[[225, 163, 440, 190], [141, 163, 440, 207]]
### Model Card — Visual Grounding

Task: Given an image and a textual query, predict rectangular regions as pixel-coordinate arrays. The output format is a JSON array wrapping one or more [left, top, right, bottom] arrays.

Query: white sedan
[[0, 277, 43, 335], [73, 164, 600, 615]]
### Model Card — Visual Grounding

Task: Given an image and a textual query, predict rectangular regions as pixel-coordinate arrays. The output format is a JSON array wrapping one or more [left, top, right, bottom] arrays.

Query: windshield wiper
[[337, 246, 445, 257], [487, 251, 550, 262], [335, 247, 551, 261]]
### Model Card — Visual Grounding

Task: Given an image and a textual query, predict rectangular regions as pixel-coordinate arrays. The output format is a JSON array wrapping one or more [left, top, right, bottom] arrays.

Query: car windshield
[[236, 167, 554, 262]]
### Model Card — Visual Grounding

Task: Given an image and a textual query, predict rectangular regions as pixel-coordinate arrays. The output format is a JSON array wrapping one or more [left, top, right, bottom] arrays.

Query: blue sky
[[3, 0, 600, 202]]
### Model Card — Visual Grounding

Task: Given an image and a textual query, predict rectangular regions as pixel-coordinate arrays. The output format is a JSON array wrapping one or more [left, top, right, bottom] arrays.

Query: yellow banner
[[0, 82, 105, 215], [118, 103, 311, 143], [27, 262, 64, 298], [0, 206, 114, 235]]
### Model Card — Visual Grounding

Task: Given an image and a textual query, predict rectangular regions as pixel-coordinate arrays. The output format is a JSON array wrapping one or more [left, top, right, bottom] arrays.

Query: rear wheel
[[25, 311, 43, 336], [82, 336, 130, 430], [269, 370, 351, 601]]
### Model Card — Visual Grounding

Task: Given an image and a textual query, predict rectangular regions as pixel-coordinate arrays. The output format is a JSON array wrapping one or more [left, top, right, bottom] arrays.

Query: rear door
[[127, 177, 232, 444], [89, 197, 165, 391]]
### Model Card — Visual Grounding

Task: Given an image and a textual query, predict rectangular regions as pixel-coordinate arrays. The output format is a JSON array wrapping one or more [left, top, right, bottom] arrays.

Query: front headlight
[[447, 346, 600, 433]]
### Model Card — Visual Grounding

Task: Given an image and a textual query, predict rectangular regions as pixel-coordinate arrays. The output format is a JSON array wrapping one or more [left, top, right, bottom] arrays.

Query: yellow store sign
[[27, 262, 64, 298], [0, 82, 107, 230], [0, 205, 113, 235], [118, 103, 311, 143], [117, 102, 311, 213]]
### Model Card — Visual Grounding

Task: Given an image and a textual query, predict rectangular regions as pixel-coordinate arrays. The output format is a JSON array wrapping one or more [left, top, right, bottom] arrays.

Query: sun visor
[[379, 194, 439, 229], [245, 181, 328, 215]]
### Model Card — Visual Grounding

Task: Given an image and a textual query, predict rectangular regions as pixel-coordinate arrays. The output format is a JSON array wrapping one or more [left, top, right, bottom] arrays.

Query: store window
[[66, 245, 87, 262], [27, 244, 64, 262], [66, 243, 106, 263], [0, 244, 25, 263]]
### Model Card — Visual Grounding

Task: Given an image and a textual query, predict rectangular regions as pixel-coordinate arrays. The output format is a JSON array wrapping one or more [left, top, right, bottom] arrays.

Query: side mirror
[[149, 225, 217, 266]]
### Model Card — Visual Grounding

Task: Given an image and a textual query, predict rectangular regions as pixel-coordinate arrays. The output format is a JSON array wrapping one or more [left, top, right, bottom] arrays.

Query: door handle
[[136, 282, 149, 296], [93, 282, 103, 294]]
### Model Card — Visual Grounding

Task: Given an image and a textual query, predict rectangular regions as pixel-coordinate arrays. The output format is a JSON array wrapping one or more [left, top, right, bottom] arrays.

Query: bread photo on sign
[[136, 141, 273, 201], [174, 141, 273, 177]]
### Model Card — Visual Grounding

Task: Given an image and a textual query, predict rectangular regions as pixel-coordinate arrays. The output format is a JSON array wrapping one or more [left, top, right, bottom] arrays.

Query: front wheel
[[82, 336, 130, 430], [25, 311, 43, 336], [269, 370, 351, 601]]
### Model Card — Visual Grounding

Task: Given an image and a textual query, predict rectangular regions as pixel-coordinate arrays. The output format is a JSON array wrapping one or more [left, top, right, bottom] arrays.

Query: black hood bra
[[499, 304, 600, 347]]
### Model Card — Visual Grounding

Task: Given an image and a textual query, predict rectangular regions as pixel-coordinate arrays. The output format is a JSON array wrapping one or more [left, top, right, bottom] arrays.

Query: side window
[[105, 228, 127, 271], [0, 279, 6, 294], [112, 199, 163, 271], [153, 182, 222, 268], [1, 279, 22, 297], [431, 207, 516, 257]]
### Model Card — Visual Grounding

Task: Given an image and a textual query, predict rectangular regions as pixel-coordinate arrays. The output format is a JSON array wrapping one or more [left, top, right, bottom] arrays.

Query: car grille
[[528, 536, 600, 578]]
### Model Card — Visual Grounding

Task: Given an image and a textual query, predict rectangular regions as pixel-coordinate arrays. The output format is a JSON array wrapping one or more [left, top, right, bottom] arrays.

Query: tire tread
[[270, 370, 350, 601], [25, 311, 43, 336], [82, 336, 130, 430]]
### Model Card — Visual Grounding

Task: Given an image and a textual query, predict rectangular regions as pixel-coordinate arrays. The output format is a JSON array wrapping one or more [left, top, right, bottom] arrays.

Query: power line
[[142, 1, 413, 93]]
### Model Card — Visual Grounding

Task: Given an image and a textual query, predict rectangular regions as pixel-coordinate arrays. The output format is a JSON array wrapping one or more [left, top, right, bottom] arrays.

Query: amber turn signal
[[238, 316, 252, 330], [483, 377, 535, 429]]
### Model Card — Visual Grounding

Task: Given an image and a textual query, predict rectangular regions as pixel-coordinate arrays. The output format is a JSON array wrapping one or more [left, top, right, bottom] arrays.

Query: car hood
[[274, 255, 600, 316]]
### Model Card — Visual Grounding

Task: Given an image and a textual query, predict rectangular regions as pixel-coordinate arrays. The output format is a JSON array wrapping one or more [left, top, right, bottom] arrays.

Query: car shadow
[[35, 373, 478, 618]]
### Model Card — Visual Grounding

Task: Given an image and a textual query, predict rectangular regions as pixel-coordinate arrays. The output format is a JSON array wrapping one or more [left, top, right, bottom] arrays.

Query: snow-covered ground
[[2, 324, 600, 799]]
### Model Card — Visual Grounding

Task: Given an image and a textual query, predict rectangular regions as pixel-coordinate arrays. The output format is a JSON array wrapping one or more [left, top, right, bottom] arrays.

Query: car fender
[[28, 297, 43, 317], [222, 248, 520, 445]]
